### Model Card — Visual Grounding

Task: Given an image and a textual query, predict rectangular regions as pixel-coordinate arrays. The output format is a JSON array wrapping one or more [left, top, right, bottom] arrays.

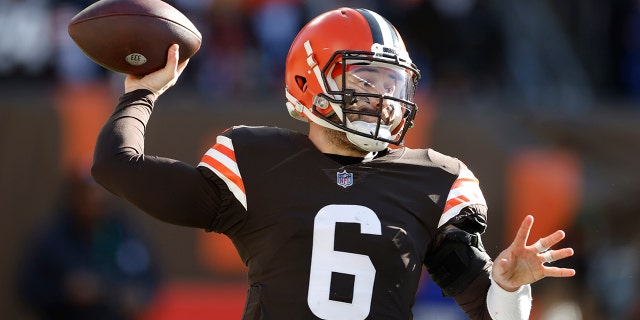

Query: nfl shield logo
[[336, 170, 353, 188]]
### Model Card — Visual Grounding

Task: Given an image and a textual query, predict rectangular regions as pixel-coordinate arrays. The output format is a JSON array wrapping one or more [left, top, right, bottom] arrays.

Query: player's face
[[335, 65, 409, 127]]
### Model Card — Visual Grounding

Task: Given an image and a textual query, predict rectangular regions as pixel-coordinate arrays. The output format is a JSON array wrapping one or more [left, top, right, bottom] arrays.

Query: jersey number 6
[[307, 204, 382, 320]]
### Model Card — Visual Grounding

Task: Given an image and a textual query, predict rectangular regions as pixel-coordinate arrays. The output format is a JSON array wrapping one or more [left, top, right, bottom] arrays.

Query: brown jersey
[[197, 126, 488, 320], [93, 90, 491, 320]]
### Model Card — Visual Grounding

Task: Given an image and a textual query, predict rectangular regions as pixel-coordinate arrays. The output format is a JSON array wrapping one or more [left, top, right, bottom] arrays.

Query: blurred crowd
[[17, 168, 161, 320], [1, 0, 640, 108]]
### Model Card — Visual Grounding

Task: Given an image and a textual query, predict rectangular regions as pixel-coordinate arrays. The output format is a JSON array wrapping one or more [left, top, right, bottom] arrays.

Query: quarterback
[[92, 8, 575, 320]]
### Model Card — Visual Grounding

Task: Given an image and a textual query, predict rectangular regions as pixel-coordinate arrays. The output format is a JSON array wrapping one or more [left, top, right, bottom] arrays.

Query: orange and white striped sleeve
[[438, 162, 487, 228], [198, 135, 247, 210]]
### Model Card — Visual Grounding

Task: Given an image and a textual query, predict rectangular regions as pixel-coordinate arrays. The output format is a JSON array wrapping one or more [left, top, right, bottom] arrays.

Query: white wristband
[[486, 273, 532, 320]]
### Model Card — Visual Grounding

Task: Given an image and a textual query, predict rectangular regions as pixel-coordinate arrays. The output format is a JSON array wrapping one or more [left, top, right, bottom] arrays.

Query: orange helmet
[[285, 7, 420, 152]]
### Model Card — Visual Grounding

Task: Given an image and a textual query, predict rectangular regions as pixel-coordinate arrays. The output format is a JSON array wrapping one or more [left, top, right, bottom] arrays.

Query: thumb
[[492, 257, 512, 282], [495, 258, 510, 274]]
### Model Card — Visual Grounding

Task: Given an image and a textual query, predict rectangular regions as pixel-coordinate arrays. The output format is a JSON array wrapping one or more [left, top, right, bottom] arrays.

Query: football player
[[92, 8, 575, 320]]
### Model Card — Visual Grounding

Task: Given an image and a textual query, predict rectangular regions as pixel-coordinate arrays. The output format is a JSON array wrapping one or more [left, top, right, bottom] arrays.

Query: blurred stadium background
[[1, 0, 639, 319]]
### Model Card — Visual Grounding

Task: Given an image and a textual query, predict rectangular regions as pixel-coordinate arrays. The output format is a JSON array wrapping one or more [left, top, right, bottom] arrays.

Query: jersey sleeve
[[438, 161, 488, 228], [197, 127, 257, 234], [196, 125, 311, 234], [198, 132, 247, 210], [92, 89, 225, 231]]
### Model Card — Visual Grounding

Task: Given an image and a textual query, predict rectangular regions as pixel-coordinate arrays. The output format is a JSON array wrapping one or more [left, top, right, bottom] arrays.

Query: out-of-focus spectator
[[584, 199, 640, 320], [17, 168, 161, 320], [168, 0, 214, 91], [247, 0, 303, 92], [588, 246, 638, 319], [619, 0, 640, 101], [384, 0, 505, 99], [0, 0, 53, 76], [51, 0, 110, 84], [412, 275, 467, 320], [193, 0, 250, 99], [304, 0, 379, 17]]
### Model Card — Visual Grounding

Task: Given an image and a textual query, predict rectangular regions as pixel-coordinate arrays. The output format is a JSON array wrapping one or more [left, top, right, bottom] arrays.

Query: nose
[[357, 94, 390, 114], [374, 95, 391, 108], [379, 97, 400, 125]]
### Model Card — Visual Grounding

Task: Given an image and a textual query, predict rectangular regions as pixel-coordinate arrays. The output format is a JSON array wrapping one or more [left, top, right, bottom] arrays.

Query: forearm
[[452, 266, 492, 320], [452, 266, 532, 320], [92, 89, 220, 229], [486, 272, 532, 320]]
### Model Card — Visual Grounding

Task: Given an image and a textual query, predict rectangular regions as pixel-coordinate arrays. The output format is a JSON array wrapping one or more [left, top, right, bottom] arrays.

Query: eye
[[360, 79, 374, 88]]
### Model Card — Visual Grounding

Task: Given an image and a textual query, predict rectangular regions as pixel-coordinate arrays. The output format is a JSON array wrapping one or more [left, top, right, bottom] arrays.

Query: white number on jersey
[[307, 204, 382, 320]]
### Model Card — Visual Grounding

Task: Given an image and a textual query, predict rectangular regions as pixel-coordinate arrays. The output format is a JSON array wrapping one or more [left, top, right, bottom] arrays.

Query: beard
[[322, 125, 369, 155]]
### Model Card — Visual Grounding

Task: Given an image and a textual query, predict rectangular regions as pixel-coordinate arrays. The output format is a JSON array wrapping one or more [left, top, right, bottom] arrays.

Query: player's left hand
[[491, 215, 576, 292]]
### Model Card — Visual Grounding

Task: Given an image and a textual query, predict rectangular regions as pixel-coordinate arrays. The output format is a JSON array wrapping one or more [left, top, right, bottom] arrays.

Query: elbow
[[91, 128, 112, 187], [91, 141, 122, 189], [91, 153, 110, 188], [91, 145, 140, 194], [91, 129, 131, 188]]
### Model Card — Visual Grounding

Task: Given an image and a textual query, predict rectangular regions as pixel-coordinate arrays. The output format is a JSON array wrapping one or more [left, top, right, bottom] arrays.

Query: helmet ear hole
[[295, 76, 307, 92]]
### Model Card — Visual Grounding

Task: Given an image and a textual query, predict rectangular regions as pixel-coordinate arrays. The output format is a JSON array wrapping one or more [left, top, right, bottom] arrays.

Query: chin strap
[[286, 89, 392, 152], [346, 121, 390, 152]]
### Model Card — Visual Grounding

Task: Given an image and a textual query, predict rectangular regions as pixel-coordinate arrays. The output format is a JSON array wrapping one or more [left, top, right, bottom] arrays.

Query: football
[[68, 0, 202, 76]]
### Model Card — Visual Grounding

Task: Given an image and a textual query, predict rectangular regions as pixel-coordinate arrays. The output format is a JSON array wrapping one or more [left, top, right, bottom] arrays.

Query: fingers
[[538, 230, 566, 249], [177, 58, 190, 75], [534, 239, 549, 253], [167, 44, 189, 80], [125, 45, 181, 94], [511, 215, 534, 249], [493, 214, 577, 290], [539, 247, 576, 278], [168, 43, 179, 60], [166, 44, 180, 71], [544, 266, 577, 278], [532, 230, 565, 255], [540, 247, 574, 263]]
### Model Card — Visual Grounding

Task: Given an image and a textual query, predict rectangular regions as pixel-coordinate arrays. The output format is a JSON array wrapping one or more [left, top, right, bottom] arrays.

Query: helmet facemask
[[313, 49, 420, 152]]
